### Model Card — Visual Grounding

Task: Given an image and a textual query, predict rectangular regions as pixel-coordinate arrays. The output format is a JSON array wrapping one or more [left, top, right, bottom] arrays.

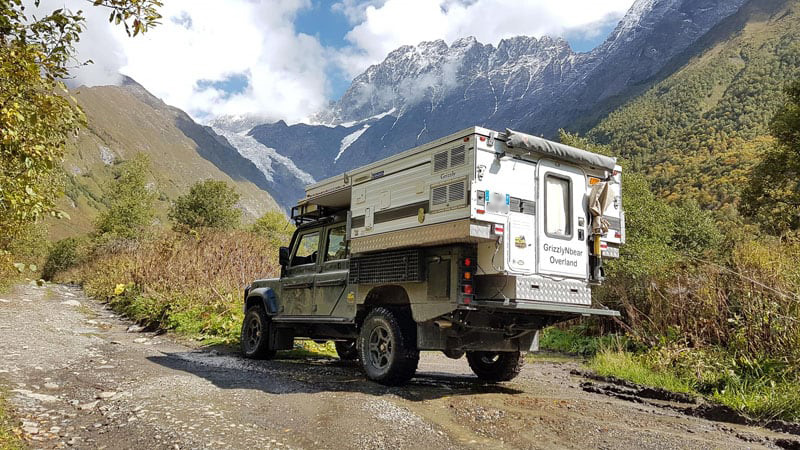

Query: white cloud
[[48, 0, 330, 123], [33, 0, 635, 122], [335, 0, 635, 78], [115, 0, 329, 123]]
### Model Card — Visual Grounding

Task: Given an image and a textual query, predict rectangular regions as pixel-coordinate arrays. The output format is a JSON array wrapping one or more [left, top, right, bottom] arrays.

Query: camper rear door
[[536, 160, 589, 280]]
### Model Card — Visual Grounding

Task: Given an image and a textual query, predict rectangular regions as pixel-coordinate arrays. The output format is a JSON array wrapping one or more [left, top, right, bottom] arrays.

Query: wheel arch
[[245, 287, 279, 316], [357, 284, 411, 326]]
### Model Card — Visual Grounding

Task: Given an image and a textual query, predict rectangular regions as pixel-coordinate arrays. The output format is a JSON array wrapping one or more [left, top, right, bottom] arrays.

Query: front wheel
[[466, 351, 524, 382], [241, 306, 277, 360], [358, 307, 419, 386]]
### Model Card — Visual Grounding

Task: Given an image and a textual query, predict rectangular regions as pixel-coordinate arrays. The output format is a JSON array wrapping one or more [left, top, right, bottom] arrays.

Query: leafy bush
[[250, 211, 295, 247], [670, 199, 723, 259], [42, 237, 89, 280], [94, 154, 156, 239], [742, 80, 800, 235], [168, 180, 241, 231]]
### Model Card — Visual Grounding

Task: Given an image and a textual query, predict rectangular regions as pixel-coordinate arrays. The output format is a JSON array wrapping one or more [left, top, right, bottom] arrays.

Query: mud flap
[[529, 330, 540, 352]]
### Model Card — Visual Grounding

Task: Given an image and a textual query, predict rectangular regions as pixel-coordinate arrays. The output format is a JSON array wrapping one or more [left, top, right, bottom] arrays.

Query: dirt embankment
[[1, 282, 797, 449]]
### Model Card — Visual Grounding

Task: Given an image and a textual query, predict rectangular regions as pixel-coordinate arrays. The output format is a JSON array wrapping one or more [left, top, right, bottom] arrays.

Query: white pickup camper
[[242, 126, 623, 385]]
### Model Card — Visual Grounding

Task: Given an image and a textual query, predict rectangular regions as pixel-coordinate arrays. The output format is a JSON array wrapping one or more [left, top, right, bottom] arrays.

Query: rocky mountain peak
[[231, 0, 760, 210]]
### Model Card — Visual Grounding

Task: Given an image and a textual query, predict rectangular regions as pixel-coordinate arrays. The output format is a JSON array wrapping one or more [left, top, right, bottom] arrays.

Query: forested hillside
[[586, 0, 800, 208]]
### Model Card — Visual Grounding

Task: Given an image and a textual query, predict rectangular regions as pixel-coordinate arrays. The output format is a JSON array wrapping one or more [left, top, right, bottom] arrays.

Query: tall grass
[[56, 229, 280, 343]]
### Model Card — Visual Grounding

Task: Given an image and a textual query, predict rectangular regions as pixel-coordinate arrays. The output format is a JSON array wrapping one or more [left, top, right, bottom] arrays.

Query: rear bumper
[[471, 299, 620, 317]]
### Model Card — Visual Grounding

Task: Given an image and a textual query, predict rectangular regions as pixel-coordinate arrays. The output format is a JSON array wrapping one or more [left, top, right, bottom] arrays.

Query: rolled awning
[[505, 129, 617, 171]]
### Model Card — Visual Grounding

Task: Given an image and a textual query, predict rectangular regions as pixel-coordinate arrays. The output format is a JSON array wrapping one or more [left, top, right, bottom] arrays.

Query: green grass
[[0, 394, 23, 450], [539, 326, 632, 356], [587, 349, 800, 422], [712, 378, 800, 422], [526, 351, 582, 363], [588, 349, 697, 394]]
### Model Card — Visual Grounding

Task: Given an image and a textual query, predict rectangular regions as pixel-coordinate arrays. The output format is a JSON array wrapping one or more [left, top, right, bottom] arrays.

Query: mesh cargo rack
[[348, 249, 425, 284]]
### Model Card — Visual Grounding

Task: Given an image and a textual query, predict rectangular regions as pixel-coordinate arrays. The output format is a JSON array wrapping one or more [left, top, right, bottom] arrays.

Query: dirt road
[[0, 282, 796, 449]]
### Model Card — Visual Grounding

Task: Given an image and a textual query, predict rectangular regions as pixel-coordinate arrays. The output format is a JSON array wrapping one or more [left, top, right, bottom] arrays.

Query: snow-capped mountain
[[220, 0, 751, 209], [210, 116, 313, 206]]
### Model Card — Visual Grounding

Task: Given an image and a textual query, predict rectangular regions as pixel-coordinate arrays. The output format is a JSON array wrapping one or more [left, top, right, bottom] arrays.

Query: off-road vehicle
[[241, 127, 623, 385]]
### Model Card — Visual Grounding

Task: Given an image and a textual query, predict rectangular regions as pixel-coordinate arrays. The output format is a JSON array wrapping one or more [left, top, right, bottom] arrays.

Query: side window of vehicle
[[324, 225, 348, 262], [545, 175, 572, 238], [291, 231, 319, 266]]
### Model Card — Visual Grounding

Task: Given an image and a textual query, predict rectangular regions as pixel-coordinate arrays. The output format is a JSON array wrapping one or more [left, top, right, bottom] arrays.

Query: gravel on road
[[0, 282, 796, 449]]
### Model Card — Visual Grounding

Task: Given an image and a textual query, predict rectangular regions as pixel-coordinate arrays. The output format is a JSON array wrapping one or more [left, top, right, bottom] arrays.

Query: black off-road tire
[[466, 351, 524, 382], [335, 340, 359, 361], [241, 305, 277, 360], [358, 307, 419, 385]]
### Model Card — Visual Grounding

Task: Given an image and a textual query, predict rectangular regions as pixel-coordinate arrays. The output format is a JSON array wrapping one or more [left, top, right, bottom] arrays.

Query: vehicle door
[[314, 223, 349, 316], [504, 159, 538, 275], [536, 159, 589, 279], [281, 228, 320, 315]]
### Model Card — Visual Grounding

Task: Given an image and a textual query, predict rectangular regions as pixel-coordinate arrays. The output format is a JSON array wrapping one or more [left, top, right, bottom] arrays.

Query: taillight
[[460, 256, 476, 305]]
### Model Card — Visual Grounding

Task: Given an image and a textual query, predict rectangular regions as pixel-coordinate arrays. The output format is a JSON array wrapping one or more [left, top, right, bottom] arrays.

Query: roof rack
[[290, 203, 341, 226]]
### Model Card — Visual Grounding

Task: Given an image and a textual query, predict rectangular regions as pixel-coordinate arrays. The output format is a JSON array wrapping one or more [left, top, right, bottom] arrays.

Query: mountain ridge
[[215, 0, 752, 210], [50, 78, 281, 238]]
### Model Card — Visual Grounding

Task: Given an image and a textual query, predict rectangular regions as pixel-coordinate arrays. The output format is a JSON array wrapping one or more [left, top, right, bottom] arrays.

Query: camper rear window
[[545, 175, 572, 238]]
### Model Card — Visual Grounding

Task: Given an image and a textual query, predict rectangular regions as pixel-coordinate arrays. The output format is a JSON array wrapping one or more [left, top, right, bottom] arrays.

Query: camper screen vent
[[432, 145, 466, 172], [430, 178, 467, 211], [433, 151, 449, 172], [450, 145, 466, 167], [448, 180, 465, 202], [432, 185, 448, 206]]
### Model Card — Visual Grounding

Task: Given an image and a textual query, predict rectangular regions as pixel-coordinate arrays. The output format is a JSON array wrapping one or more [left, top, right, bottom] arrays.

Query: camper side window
[[545, 175, 572, 238]]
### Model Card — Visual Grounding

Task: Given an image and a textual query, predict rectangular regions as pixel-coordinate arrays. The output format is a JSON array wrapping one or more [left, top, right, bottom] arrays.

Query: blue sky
[[69, 0, 636, 122]]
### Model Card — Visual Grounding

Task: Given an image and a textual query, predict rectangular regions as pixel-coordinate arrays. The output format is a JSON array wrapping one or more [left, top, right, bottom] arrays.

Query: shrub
[[670, 199, 723, 259], [250, 211, 295, 247], [169, 180, 241, 231], [42, 237, 89, 280], [94, 154, 156, 239]]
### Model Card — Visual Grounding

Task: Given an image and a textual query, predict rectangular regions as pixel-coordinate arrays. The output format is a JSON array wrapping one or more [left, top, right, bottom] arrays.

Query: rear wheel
[[466, 351, 524, 382], [335, 340, 359, 361], [358, 307, 419, 385], [241, 306, 277, 360]]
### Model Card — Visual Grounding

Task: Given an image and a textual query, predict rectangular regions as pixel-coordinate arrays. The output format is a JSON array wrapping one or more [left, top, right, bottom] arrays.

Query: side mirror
[[279, 246, 290, 267]]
